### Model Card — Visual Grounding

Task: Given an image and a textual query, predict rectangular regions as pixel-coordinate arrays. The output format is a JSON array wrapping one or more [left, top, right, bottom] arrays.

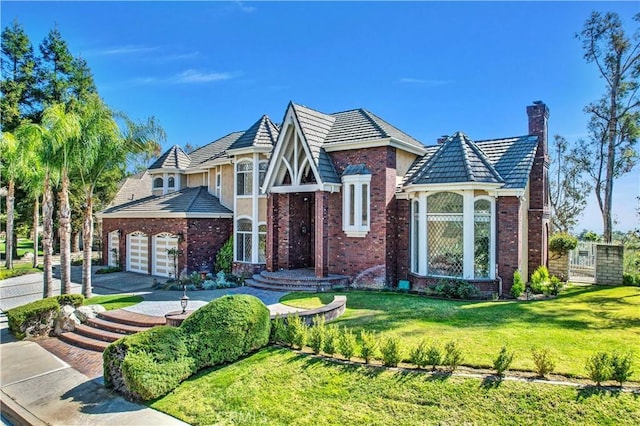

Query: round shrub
[[180, 294, 271, 369], [549, 233, 578, 255]]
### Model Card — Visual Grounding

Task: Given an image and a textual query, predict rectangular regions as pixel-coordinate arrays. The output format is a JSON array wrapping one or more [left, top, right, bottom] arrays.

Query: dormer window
[[153, 177, 163, 189], [168, 176, 175, 188]]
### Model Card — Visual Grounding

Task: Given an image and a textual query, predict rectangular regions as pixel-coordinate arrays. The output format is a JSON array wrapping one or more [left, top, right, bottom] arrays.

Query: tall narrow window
[[411, 200, 420, 273], [216, 172, 221, 198], [168, 176, 175, 188], [342, 173, 371, 237], [258, 224, 267, 263], [258, 161, 268, 194], [236, 219, 252, 262], [474, 199, 491, 279], [236, 161, 253, 196], [426, 192, 463, 277]]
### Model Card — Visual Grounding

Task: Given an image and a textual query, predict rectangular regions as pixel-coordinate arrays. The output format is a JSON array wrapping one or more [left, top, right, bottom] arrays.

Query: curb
[[0, 389, 47, 426]]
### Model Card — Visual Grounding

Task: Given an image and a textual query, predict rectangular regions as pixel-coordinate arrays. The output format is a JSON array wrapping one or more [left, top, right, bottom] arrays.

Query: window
[[474, 198, 492, 279], [236, 219, 252, 262], [426, 192, 463, 277], [411, 200, 420, 273], [342, 174, 371, 237], [215, 172, 221, 198], [236, 161, 253, 196], [153, 177, 163, 189], [258, 161, 268, 194], [168, 176, 175, 188], [258, 224, 267, 263]]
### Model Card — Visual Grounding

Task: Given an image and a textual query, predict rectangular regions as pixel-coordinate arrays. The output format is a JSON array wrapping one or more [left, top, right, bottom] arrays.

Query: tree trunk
[[42, 173, 54, 298], [5, 180, 15, 269], [32, 196, 39, 268], [71, 231, 80, 253], [59, 169, 72, 294], [82, 191, 93, 298]]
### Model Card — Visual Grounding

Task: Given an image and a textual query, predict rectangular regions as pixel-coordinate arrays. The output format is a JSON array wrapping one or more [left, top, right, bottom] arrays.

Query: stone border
[[271, 295, 346, 324]]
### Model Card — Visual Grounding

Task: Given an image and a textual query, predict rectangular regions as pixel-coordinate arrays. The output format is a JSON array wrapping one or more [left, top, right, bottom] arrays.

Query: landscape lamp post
[[180, 282, 189, 314]]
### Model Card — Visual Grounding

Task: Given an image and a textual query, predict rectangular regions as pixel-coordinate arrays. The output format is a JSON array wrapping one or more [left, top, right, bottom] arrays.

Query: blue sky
[[2, 1, 639, 233]]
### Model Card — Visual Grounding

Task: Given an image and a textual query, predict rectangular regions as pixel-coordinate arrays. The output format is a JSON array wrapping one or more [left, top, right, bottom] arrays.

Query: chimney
[[437, 135, 449, 144], [526, 101, 549, 156]]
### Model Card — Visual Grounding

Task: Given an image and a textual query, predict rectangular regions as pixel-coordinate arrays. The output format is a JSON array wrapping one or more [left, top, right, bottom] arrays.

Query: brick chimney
[[437, 135, 449, 144], [526, 101, 549, 157]]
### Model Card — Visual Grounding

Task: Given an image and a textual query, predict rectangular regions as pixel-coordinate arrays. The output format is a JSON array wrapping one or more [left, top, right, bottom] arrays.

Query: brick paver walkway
[[36, 337, 104, 379]]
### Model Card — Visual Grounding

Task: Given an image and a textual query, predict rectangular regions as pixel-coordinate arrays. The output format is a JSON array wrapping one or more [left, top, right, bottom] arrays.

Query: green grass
[[0, 238, 43, 258], [280, 285, 640, 379], [0, 263, 42, 280], [84, 294, 143, 311], [152, 347, 640, 426]]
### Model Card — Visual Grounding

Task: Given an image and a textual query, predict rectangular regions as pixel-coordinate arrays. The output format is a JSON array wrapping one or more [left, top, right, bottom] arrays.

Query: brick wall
[[595, 244, 624, 285], [548, 252, 569, 281], [396, 198, 411, 282], [497, 196, 521, 294], [186, 218, 232, 272]]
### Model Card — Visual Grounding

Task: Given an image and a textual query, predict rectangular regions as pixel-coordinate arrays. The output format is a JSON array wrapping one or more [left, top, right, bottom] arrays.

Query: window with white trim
[[474, 198, 492, 279], [426, 192, 463, 278], [258, 224, 267, 263], [411, 200, 420, 273], [236, 161, 253, 196], [342, 174, 371, 237], [258, 161, 268, 194], [236, 219, 252, 262], [215, 172, 221, 198], [153, 177, 163, 189], [168, 176, 175, 188]]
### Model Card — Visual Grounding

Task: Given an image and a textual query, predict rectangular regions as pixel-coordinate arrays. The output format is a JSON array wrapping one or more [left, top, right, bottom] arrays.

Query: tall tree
[[576, 11, 640, 242], [549, 135, 592, 233], [0, 132, 23, 269], [37, 25, 74, 106]]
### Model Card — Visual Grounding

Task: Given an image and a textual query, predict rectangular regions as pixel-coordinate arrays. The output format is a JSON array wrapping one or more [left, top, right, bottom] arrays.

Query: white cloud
[[398, 78, 450, 86], [174, 69, 233, 84], [97, 45, 159, 55], [235, 1, 257, 13]]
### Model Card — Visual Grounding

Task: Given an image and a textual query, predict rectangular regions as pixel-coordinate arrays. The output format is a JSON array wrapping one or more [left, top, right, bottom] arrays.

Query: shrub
[[284, 313, 307, 349], [359, 330, 378, 364], [610, 351, 634, 386], [214, 237, 233, 274], [426, 342, 443, 371], [549, 233, 578, 255], [547, 276, 563, 296], [493, 346, 514, 377], [95, 266, 122, 274], [455, 282, 480, 299], [56, 294, 84, 307], [531, 347, 555, 378], [323, 325, 339, 357], [308, 315, 326, 354], [103, 326, 195, 401], [271, 315, 286, 344], [530, 265, 550, 294], [7, 298, 60, 339], [180, 295, 271, 370], [443, 340, 463, 372], [623, 272, 640, 286], [585, 351, 612, 386], [432, 279, 480, 300], [511, 270, 525, 298], [337, 327, 357, 361], [380, 336, 402, 367], [409, 339, 429, 369]]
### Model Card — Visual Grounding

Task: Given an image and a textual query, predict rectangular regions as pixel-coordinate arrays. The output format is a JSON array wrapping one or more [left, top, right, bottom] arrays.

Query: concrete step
[[98, 310, 166, 328], [86, 317, 150, 335], [245, 279, 323, 293], [59, 332, 110, 352], [74, 324, 126, 343]]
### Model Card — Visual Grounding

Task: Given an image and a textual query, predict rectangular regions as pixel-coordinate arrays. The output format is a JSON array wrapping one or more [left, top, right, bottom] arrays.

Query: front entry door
[[290, 193, 315, 269]]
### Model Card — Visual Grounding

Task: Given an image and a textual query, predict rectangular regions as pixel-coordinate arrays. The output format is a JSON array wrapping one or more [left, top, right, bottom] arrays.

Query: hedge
[[549, 233, 578, 255], [103, 294, 271, 401], [6, 294, 85, 340]]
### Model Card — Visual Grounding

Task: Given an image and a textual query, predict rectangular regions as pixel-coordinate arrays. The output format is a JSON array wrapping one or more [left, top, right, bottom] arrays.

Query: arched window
[[427, 192, 463, 277], [474, 199, 491, 279], [236, 161, 253, 196], [153, 177, 163, 189], [168, 176, 175, 188], [258, 223, 267, 263], [236, 218, 252, 262]]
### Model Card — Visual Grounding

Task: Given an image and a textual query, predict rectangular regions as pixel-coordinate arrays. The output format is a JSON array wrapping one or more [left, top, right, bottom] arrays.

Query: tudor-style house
[[99, 101, 550, 295]]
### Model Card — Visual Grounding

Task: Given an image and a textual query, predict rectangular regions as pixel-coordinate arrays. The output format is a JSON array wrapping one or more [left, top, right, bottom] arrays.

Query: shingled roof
[[101, 186, 232, 217], [404, 133, 538, 190], [188, 131, 244, 168], [149, 145, 191, 170], [228, 115, 280, 151]]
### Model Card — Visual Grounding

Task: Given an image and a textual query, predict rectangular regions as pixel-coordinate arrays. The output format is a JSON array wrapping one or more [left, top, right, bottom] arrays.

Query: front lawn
[[84, 294, 143, 311], [0, 263, 42, 280], [0, 238, 43, 258], [152, 347, 640, 425], [281, 285, 640, 379]]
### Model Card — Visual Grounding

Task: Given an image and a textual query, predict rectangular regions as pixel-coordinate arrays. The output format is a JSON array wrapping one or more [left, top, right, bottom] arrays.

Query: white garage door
[[127, 232, 148, 274], [108, 231, 119, 267], [153, 233, 179, 277]]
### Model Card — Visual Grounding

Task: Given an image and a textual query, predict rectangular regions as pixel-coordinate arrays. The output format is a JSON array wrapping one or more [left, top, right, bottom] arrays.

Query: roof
[[404, 133, 538, 189], [342, 164, 371, 176], [228, 115, 280, 151], [149, 145, 191, 170], [106, 171, 153, 208], [101, 186, 232, 217], [188, 131, 244, 168]]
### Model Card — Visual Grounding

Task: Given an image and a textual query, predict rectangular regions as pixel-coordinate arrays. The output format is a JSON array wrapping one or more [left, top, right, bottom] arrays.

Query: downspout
[[495, 194, 502, 298]]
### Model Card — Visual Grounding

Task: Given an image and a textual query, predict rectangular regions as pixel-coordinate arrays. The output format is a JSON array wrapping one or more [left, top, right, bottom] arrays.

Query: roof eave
[[401, 182, 504, 193], [99, 211, 234, 219], [228, 146, 273, 156]]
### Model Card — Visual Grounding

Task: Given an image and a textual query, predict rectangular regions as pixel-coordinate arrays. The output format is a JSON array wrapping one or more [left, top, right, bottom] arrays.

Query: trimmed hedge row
[[7, 294, 85, 339], [103, 294, 271, 401]]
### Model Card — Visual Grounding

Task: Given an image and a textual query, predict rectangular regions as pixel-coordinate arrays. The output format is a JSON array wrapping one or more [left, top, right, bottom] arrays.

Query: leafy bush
[[308, 315, 326, 354], [7, 298, 60, 339], [431, 279, 480, 300], [623, 272, 640, 286], [530, 265, 550, 294], [426, 342, 443, 371], [511, 271, 525, 298], [410, 339, 430, 369], [95, 266, 122, 274], [214, 237, 233, 274], [547, 276, 563, 296], [56, 294, 84, 307], [455, 282, 480, 299], [380, 336, 402, 367], [180, 295, 271, 370], [359, 330, 378, 364], [323, 325, 339, 357], [585, 352, 612, 386], [271, 315, 286, 344], [284, 313, 308, 350], [549, 233, 578, 255], [531, 347, 555, 378], [493, 346, 514, 377], [103, 326, 195, 401], [337, 327, 357, 361], [610, 351, 634, 386], [443, 340, 463, 372]]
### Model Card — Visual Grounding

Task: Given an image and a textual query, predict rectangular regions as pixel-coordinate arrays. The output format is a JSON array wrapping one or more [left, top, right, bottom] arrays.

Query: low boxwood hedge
[[103, 294, 271, 401], [6, 294, 85, 339]]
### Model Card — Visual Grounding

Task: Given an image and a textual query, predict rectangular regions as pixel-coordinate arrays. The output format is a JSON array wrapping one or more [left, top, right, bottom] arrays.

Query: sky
[[2, 1, 639, 233]]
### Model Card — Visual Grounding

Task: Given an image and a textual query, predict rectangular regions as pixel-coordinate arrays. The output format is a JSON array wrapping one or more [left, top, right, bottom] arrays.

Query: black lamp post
[[180, 281, 189, 314]]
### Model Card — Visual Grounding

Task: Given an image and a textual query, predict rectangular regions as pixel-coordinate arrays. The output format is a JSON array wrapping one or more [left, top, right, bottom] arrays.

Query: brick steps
[[58, 310, 166, 353], [247, 269, 349, 293]]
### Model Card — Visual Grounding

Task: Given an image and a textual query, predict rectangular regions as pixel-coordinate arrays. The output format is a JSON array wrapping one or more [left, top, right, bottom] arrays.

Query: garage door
[[127, 232, 148, 274], [153, 233, 179, 277], [108, 231, 119, 267]]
